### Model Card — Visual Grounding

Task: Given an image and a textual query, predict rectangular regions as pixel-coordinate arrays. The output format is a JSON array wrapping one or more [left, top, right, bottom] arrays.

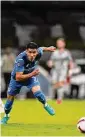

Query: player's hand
[[49, 46, 56, 52], [31, 69, 40, 76], [47, 60, 53, 68], [66, 76, 71, 84]]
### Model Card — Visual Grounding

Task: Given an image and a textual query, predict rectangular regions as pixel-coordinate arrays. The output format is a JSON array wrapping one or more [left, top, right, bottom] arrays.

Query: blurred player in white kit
[[48, 37, 74, 104], [0, 98, 4, 113], [0, 58, 4, 113]]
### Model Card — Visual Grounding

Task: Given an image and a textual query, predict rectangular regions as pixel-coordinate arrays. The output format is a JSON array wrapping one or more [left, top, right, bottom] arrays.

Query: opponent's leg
[[56, 70, 67, 104], [56, 87, 64, 104], [32, 85, 55, 116], [1, 95, 14, 124]]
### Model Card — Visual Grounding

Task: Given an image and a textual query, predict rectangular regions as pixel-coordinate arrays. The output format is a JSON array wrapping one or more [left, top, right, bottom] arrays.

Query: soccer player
[[0, 98, 4, 113], [1, 42, 56, 124], [48, 37, 74, 104]]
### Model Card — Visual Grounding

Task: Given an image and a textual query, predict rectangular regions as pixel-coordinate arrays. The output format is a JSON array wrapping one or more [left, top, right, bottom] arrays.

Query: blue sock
[[5, 99, 14, 115], [33, 91, 46, 104]]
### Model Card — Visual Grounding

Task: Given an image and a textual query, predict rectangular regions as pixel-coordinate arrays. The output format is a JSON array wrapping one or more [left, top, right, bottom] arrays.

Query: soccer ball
[[77, 117, 85, 133]]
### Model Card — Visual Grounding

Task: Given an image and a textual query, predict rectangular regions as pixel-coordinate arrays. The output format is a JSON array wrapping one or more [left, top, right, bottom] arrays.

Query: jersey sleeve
[[16, 59, 24, 72], [67, 51, 73, 61], [37, 47, 43, 56], [50, 52, 56, 61]]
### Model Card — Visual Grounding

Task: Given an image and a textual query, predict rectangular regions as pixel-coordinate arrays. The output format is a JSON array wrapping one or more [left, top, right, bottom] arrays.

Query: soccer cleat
[[57, 99, 62, 104], [0, 116, 10, 124], [44, 104, 55, 116]]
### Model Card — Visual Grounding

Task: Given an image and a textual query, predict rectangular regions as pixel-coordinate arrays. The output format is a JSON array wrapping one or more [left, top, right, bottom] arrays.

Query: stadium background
[[1, 1, 85, 100], [1, 1, 85, 136]]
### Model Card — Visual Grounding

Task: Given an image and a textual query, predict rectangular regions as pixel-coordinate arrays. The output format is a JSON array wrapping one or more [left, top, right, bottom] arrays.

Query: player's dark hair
[[26, 42, 38, 49]]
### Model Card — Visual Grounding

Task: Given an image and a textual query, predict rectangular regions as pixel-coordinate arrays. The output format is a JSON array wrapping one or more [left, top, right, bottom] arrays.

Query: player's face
[[56, 40, 66, 49], [26, 48, 38, 61]]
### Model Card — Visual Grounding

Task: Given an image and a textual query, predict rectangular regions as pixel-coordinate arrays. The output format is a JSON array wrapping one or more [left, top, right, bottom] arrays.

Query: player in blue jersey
[[1, 42, 56, 124]]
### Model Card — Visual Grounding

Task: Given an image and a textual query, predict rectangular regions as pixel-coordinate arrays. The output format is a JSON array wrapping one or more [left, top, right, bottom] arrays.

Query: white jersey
[[50, 49, 73, 83], [51, 49, 72, 71]]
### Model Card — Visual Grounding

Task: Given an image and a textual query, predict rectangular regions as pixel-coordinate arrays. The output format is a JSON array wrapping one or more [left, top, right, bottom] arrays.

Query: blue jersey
[[8, 47, 43, 96], [11, 47, 43, 79]]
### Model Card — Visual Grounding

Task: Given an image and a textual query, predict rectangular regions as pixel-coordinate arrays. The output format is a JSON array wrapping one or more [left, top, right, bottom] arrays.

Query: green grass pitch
[[1, 99, 85, 136]]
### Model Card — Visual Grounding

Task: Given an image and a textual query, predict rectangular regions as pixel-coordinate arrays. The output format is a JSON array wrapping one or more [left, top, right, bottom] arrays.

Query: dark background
[[1, 1, 85, 99], [1, 1, 85, 49]]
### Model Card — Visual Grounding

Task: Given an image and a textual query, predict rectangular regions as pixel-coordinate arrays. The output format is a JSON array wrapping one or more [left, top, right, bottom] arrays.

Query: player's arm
[[41, 47, 56, 68], [41, 46, 56, 52], [37, 46, 56, 57], [15, 59, 39, 81], [37, 46, 55, 60], [47, 60, 53, 68], [67, 51, 75, 77], [68, 50, 74, 70], [16, 70, 39, 81], [69, 60, 74, 70], [37, 47, 56, 68], [47, 52, 55, 68]]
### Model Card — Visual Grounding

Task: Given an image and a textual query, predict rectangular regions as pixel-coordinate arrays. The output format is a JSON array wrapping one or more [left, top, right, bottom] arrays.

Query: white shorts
[[51, 69, 68, 84]]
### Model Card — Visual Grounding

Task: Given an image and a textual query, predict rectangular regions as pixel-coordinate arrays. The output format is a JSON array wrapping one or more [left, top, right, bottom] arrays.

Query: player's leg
[[27, 76, 55, 115], [31, 85, 55, 116], [1, 78, 22, 124], [56, 87, 64, 104], [1, 94, 15, 124], [51, 70, 61, 102], [56, 70, 67, 104]]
